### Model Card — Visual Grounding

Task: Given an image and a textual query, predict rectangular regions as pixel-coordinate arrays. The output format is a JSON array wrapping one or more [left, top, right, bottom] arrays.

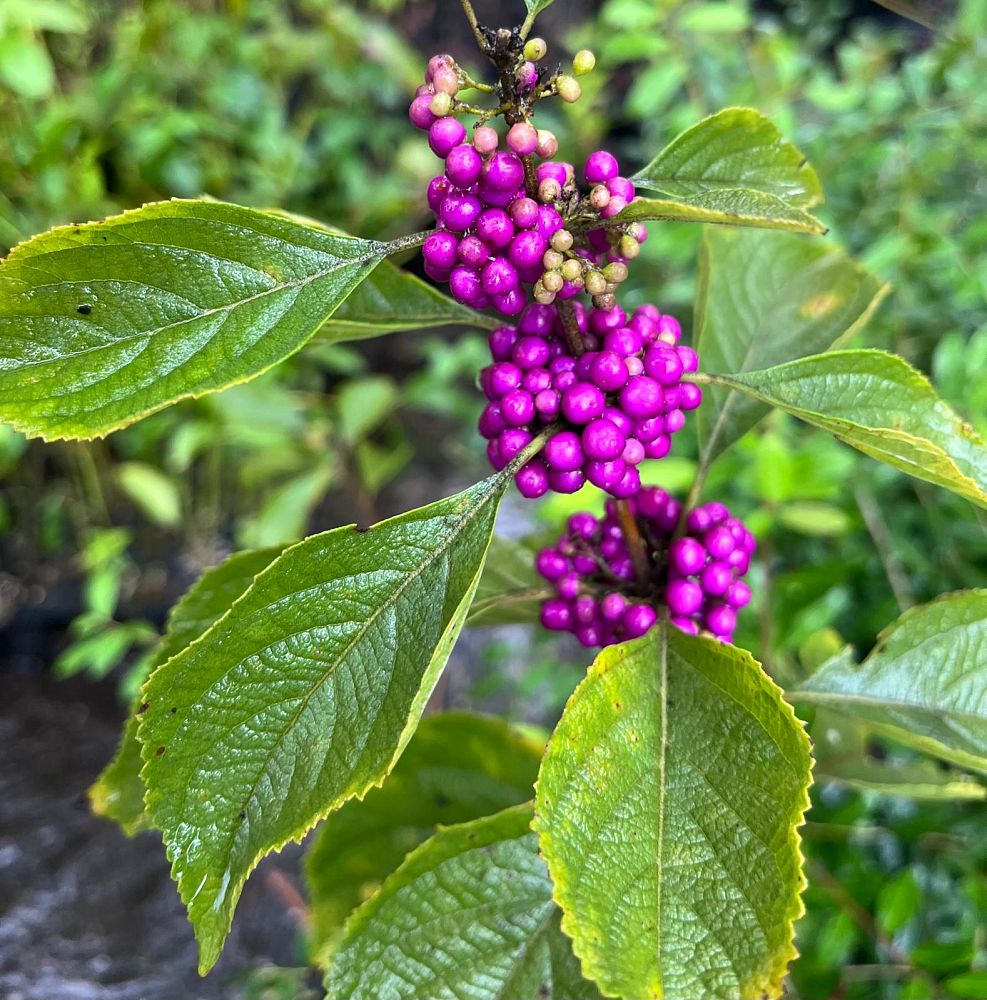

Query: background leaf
[[704, 349, 987, 507], [138, 474, 510, 972], [525, 0, 558, 15], [465, 535, 550, 627], [0, 199, 394, 440], [535, 626, 812, 1000], [326, 804, 600, 1000], [88, 546, 285, 835], [319, 259, 497, 342], [796, 590, 987, 775], [694, 227, 888, 460], [305, 711, 544, 960], [614, 189, 826, 234], [633, 107, 823, 207]]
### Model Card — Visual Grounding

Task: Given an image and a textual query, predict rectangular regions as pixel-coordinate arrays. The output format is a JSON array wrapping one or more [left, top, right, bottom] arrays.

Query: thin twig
[[555, 298, 585, 357], [616, 499, 652, 594], [458, 0, 487, 51], [854, 485, 916, 612]]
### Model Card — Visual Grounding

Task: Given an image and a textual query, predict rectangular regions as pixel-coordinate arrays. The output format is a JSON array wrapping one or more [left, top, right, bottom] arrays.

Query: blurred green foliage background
[[1, 1, 985, 997]]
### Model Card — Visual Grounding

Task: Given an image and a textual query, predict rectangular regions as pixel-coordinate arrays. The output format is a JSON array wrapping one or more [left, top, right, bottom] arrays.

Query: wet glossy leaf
[[89, 547, 284, 835], [797, 590, 987, 774], [326, 804, 600, 1000], [535, 625, 812, 1000], [139, 475, 510, 972], [634, 107, 822, 207], [705, 350, 987, 506], [0, 199, 396, 440], [695, 227, 888, 460], [305, 711, 543, 960]]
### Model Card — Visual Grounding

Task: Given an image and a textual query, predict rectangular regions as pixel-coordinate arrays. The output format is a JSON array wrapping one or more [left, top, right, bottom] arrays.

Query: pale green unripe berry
[[618, 234, 642, 260], [604, 262, 629, 283], [429, 92, 453, 116], [524, 38, 548, 61], [585, 270, 607, 296], [573, 50, 596, 76], [533, 281, 556, 305], [542, 270, 564, 293], [542, 249, 564, 271], [561, 258, 584, 282], [556, 75, 581, 103], [551, 229, 574, 252], [593, 292, 616, 311]]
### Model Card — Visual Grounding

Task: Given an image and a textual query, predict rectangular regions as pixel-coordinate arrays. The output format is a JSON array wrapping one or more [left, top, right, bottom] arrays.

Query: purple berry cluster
[[479, 301, 701, 498], [536, 490, 754, 647]]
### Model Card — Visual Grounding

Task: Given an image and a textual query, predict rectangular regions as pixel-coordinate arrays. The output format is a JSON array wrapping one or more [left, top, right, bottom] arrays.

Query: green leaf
[[613, 189, 827, 234], [305, 711, 544, 961], [138, 474, 511, 973], [796, 590, 987, 775], [466, 535, 551, 627], [115, 461, 182, 528], [335, 375, 400, 445], [633, 108, 822, 208], [525, 0, 558, 15], [89, 547, 285, 835], [0, 199, 407, 441], [703, 350, 987, 507], [0, 28, 55, 98], [238, 466, 335, 549], [319, 259, 497, 341], [326, 804, 601, 1000], [695, 227, 889, 460], [535, 625, 812, 1000]]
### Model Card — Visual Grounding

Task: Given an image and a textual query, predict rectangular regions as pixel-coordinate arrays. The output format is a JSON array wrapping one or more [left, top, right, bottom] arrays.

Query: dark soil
[[0, 673, 315, 1000]]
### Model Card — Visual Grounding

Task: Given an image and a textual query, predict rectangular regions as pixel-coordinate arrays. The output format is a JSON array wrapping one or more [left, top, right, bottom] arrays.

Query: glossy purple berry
[[501, 389, 536, 426], [515, 459, 549, 498], [485, 151, 525, 191], [561, 383, 606, 425], [619, 376, 663, 420], [509, 197, 539, 229], [476, 209, 514, 249], [540, 599, 572, 631], [622, 603, 656, 639], [423, 230, 459, 271], [508, 231, 548, 269], [585, 150, 619, 184], [544, 431, 583, 472], [582, 418, 625, 461], [482, 258, 519, 297], [445, 143, 483, 187], [669, 537, 707, 576], [441, 194, 482, 233], [666, 579, 704, 616], [429, 117, 467, 157]]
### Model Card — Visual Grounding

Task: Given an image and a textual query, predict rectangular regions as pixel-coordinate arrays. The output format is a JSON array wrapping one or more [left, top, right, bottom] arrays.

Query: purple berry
[[585, 150, 619, 184], [549, 469, 586, 494], [449, 265, 483, 304], [501, 389, 536, 426], [445, 142, 483, 187], [619, 376, 664, 420], [700, 562, 733, 597], [622, 603, 656, 639], [545, 431, 584, 472], [409, 95, 438, 130], [509, 197, 539, 229], [512, 335, 551, 370], [427, 175, 453, 213], [478, 403, 506, 439], [499, 428, 533, 461], [441, 194, 482, 232], [515, 459, 549, 498], [666, 579, 703, 616], [669, 537, 707, 576], [582, 418, 625, 461], [488, 325, 517, 361], [600, 592, 627, 621], [423, 230, 459, 271], [486, 362, 522, 398], [429, 118, 467, 157], [589, 351, 630, 391], [482, 258, 519, 296], [561, 383, 606, 424], [540, 599, 573, 631], [643, 345, 685, 385], [476, 209, 515, 249], [508, 231, 548, 269], [705, 604, 737, 639], [484, 151, 525, 191]]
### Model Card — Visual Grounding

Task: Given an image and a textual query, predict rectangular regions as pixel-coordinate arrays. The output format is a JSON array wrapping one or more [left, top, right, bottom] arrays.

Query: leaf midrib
[[6, 241, 386, 373]]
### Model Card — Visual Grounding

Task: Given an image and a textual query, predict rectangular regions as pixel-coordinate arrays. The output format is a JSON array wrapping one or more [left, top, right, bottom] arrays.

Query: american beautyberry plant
[[2, 2, 986, 998]]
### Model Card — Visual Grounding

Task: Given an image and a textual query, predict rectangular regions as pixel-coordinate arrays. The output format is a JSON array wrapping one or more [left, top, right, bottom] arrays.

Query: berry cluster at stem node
[[536, 490, 755, 647], [480, 301, 701, 498]]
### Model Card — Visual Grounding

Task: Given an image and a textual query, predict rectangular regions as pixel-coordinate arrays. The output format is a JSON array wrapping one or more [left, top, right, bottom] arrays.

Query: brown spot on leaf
[[155, 746, 166, 757], [76, 304, 92, 315], [800, 292, 839, 318], [262, 263, 283, 282], [137, 702, 149, 714]]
